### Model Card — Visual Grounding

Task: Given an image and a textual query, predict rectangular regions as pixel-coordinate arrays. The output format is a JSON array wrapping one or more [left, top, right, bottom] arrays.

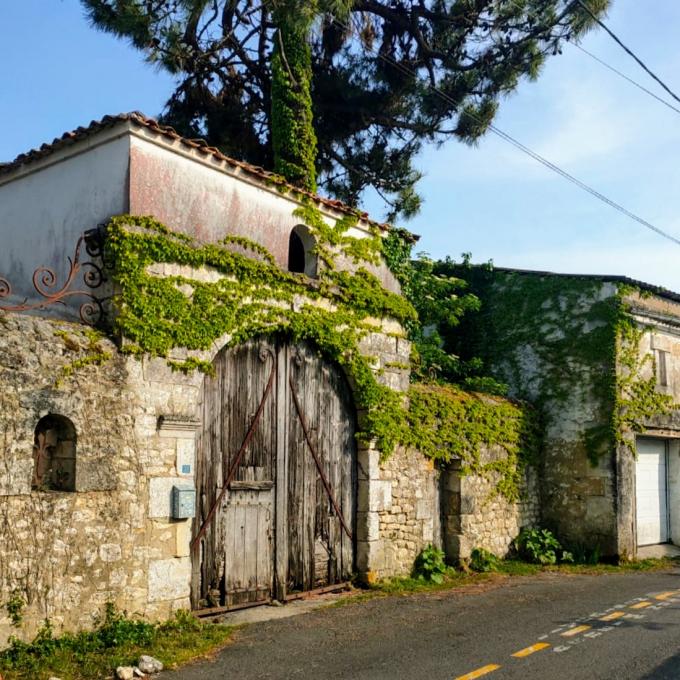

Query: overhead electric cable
[[571, 43, 680, 116], [576, 0, 680, 106], [325, 13, 680, 247]]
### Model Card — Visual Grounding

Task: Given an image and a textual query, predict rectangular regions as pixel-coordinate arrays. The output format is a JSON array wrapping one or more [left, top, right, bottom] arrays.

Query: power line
[[571, 43, 680, 117], [325, 14, 680, 248], [576, 0, 680, 106]]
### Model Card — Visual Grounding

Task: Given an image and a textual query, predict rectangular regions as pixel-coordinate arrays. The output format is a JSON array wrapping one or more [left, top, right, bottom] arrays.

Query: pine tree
[[82, 0, 608, 217]]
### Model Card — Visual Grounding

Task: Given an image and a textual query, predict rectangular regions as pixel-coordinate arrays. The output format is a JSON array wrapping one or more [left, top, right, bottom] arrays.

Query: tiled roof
[[1, 111, 416, 239]]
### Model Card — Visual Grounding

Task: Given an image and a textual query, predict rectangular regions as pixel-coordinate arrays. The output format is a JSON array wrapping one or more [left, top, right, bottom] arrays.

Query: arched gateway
[[191, 338, 357, 609]]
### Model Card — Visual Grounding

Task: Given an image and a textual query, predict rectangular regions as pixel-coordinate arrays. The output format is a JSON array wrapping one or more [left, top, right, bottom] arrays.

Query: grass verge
[[329, 556, 680, 605], [0, 606, 234, 680]]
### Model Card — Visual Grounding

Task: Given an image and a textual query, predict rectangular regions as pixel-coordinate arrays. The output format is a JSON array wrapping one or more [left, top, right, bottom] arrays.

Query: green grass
[[0, 608, 234, 680], [336, 556, 680, 602]]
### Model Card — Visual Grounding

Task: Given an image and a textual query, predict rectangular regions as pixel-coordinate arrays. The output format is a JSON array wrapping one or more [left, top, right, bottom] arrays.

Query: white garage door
[[636, 438, 669, 546]]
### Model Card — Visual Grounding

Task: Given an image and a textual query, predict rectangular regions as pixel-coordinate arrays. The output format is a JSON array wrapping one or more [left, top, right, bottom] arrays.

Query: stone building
[[0, 113, 537, 644], [455, 266, 680, 558]]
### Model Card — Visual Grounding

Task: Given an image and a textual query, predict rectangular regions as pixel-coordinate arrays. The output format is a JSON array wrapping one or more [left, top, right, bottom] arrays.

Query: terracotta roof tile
[[1, 111, 419, 239]]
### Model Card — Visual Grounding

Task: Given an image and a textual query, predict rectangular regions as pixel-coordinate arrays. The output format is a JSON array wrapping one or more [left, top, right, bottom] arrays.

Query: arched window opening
[[33, 414, 77, 492], [288, 225, 318, 277]]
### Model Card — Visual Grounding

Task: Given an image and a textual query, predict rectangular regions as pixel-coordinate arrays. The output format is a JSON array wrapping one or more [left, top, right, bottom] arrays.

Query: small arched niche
[[288, 225, 318, 277], [33, 414, 77, 492]]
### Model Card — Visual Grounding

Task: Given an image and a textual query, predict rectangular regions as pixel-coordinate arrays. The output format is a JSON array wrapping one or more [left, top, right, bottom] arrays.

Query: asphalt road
[[168, 568, 680, 680]]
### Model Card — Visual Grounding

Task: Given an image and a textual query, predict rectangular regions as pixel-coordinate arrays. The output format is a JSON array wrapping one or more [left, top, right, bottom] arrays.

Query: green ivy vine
[[104, 211, 414, 454], [98, 212, 538, 499], [447, 268, 676, 464], [403, 384, 538, 501], [613, 308, 675, 448]]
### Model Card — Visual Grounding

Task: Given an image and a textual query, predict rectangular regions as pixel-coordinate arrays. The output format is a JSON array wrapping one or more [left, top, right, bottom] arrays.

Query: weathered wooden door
[[191, 338, 356, 609]]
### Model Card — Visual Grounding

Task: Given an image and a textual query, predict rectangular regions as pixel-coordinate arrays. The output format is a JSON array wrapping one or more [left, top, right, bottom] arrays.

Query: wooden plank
[[244, 491, 258, 602], [275, 340, 288, 600]]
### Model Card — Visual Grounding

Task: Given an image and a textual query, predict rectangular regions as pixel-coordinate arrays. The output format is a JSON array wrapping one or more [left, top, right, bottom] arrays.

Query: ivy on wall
[[614, 308, 675, 446], [99, 212, 537, 499], [445, 268, 675, 464], [104, 212, 413, 454], [403, 384, 538, 500]]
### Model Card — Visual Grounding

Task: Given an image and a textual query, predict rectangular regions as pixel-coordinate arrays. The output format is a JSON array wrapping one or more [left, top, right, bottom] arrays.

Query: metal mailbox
[[171, 485, 196, 519]]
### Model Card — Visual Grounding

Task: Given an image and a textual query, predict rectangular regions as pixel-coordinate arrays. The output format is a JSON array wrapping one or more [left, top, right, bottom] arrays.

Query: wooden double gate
[[191, 339, 357, 609]]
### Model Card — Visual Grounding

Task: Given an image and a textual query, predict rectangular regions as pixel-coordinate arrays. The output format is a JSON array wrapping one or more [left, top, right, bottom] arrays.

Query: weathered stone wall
[[463, 274, 622, 555], [358, 442, 539, 580], [364, 446, 440, 579], [0, 305, 413, 644], [0, 311, 203, 647], [441, 449, 539, 561]]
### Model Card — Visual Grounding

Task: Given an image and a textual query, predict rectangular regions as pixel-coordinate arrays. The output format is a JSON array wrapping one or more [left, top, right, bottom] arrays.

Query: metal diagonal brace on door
[[191, 349, 276, 551], [289, 375, 353, 541]]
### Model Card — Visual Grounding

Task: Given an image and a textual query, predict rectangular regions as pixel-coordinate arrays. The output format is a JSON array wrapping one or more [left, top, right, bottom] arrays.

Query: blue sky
[[2, 1, 680, 290]]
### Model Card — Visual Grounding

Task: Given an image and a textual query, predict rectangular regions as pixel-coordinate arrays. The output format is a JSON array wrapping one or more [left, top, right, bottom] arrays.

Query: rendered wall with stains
[[128, 135, 401, 293], [0, 133, 129, 319]]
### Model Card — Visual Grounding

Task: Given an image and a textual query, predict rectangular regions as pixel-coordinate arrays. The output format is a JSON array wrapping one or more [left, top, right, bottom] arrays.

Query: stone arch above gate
[[191, 337, 357, 609]]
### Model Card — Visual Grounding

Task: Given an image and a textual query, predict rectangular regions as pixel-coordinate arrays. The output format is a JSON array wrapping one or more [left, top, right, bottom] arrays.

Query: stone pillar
[[147, 415, 200, 609], [356, 443, 391, 582]]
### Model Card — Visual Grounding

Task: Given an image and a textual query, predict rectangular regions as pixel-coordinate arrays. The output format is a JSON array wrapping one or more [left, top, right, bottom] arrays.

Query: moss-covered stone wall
[[452, 269, 677, 556]]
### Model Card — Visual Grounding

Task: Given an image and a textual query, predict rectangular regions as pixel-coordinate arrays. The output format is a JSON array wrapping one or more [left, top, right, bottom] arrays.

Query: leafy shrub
[[514, 528, 573, 565], [413, 544, 448, 583], [469, 548, 501, 572], [5, 594, 25, 628], [0, 604, 224, 678], [95, 602, 156, 648], [569, 542, 601, 565]]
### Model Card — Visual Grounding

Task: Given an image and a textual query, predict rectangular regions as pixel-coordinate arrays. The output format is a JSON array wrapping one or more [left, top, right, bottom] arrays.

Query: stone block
[[460, 495, 476, 515], [422, 518, 434, 543], [148, 557, 191, 602], [357, 448, 381, 481], [356, 511, 380, 542], [356, 539, 385, 573], [175, 521, 192, 557], [176, 438, 196, 476], [148, 477, 186, 518], [358, 479, 392, 513], [99, 544, 122, 563]]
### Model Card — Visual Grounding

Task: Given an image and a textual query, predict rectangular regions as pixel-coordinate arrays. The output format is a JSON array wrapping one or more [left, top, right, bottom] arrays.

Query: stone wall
[[0, 311, 203, 646], [0, 306, 413, 645], [441, 449, 539, 561], [357, 446, 439, 580], [357, 443, 539, 580]]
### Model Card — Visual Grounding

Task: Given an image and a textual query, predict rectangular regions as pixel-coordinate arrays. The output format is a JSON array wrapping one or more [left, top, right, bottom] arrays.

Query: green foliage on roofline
[[381, 231, 504, 390], [96, 211, 537, 498], [104, 211, 413, 454]]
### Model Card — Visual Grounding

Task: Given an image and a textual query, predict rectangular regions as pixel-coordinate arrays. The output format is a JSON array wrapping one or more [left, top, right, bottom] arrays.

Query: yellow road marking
[[655, 591, 679, 601], [454, 664, 501, 680], [600, 611, 625, 621], [630, 601, 652, 609], [512, 642, 551, 658], [561, 625, 591, 637]]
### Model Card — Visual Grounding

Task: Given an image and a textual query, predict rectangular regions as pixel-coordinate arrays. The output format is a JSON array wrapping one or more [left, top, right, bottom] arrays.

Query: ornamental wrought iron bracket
[[0, 226, 110, 325]]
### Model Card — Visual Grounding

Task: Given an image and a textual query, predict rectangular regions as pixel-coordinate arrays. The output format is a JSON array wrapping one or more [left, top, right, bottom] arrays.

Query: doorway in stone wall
[[191, 338, 356, 610]]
